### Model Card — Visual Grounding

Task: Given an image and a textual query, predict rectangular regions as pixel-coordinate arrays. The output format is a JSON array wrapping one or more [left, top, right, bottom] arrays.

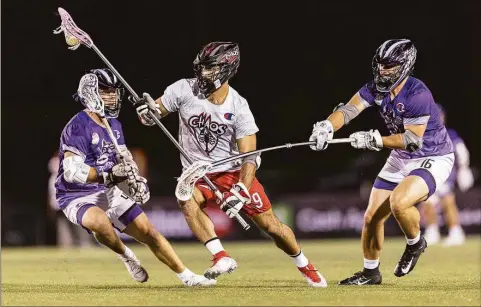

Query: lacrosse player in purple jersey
[[55, 68, 216, 287], [422, 104, 474, 246], [309, 39, 454, 285]]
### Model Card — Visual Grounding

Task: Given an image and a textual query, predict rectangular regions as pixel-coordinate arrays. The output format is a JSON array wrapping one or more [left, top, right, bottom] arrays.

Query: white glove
[[221, 182, 251, 218], [457, 166, 474, 192], [135, 93, 161, 126], [350, 129, 383, 151], [103, 163, 139, 187], [128, 176, 150, 204], [309, 120, 334, 151]]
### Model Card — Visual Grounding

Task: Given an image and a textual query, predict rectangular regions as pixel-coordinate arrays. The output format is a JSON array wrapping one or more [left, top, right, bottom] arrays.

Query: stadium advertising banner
[[119, 188, 481, 241]]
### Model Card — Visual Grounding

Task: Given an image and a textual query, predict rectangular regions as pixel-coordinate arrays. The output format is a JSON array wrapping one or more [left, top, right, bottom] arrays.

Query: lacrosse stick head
[[53, 7, 93, 50], [175, 161, 213, 201], [77, 73, 105, 117]]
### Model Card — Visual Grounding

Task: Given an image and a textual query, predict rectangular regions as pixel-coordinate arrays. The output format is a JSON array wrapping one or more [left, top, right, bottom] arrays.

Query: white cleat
[[424, 225, 441, 246], [298, 263, 328, 288], [118, 253, 149, 283], [181, 274, 217, 287], [442, 233, 466, 247], [204, 253, 238, 280]]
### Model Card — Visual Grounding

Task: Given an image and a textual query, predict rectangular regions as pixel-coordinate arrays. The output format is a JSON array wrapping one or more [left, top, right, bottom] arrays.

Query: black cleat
[[338, 269, 382, 285], [394, 236, 428, 277]]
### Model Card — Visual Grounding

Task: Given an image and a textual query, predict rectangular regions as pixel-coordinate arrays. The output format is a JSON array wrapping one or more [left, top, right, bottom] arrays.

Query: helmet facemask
[[99, 86, 124, 118], [373, 62, 404, 92]]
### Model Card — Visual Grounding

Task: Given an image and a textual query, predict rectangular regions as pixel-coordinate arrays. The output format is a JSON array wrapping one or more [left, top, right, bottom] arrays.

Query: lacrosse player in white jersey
[[56, 68, 215, 287], [135, 42, 327, 287]]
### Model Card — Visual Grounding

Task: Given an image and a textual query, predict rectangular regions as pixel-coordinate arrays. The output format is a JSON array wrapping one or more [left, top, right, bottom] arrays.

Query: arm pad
[[242, 153, 261, 169], [63, 155, 91, 184], [337, 103, 361, 125], [402, 130, 423, 153]]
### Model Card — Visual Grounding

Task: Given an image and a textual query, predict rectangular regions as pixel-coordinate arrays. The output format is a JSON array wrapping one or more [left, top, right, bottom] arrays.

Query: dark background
[[2, 1, 480, 235]]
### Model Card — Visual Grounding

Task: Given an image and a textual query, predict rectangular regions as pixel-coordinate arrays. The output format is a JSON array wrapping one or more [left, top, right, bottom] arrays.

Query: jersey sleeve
[[357, 81, 377, 108], [161, 79, 190, 113], [234, 100, 259, 140], [60, 123, 90, 160], [447, 128, 462, 146], [402, 91, 433, 125]]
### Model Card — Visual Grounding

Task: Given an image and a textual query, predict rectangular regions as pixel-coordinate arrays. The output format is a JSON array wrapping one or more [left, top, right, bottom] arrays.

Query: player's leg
[[421, 195, 441, 245], [178, 187, 237, 279], [62, 196, 148, 283], [122, 211, 216, 286], [339, 154, 404, 285], [81, 206, 126, 253], [338, 187, 391, 285], [250, 208, 327, 288], [389, 175, 429, 277], [440, 192, 466, 246], [391, 154, 454, 277]]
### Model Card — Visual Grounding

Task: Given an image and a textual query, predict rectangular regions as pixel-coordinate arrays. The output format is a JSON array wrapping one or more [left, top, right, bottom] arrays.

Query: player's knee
[[257, 214, 283, 235], [178, 199, 200, 218], [389, 192, 411, 214], [83, 212, 112, 234], [363, 211, 374, 227], [138, 224, 160, 245]]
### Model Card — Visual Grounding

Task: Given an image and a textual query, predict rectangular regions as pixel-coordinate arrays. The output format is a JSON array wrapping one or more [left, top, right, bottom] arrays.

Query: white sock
[[363, 258, 379, 270], [406, 232, 421, 245], [290, 250, 309, 268], [426, 224, 440, 233], [449, 225, 464, 236], [204, 238, 224, 255], [176, 268, 194, 280], [118, 246, 134, 260]]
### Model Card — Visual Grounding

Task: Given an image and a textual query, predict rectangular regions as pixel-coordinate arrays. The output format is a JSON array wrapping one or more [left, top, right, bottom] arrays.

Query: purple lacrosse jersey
[[358, 77, 453, 159], [55, 111, 126, 209]]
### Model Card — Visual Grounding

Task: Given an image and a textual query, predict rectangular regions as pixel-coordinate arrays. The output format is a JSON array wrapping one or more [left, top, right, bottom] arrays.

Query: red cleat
[[298, 263, 328, 288], [204, 251, 238, 279]]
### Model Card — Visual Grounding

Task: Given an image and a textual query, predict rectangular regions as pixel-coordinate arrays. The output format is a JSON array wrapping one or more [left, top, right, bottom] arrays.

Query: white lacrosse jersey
[[161, 78, 259, 173]]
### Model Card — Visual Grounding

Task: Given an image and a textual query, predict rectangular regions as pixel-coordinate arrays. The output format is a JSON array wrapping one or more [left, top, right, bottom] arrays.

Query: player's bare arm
[[327, 92, 368, 132], [309, 92, 367, 151], [237, 134, 257, 189]]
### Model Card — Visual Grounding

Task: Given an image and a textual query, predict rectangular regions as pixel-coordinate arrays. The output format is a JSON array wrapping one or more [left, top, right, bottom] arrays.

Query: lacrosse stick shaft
[[148, 113, 250, 230], [212, 138, 354, 167], [101, 118, 125, 159], [92, 45, 140, 101]]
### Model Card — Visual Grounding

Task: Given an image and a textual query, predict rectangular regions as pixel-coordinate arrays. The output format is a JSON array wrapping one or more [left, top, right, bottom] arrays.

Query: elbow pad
[[402, 130, 423, 153], [63, 155, 91, 184], [336, 103, 360, 125]]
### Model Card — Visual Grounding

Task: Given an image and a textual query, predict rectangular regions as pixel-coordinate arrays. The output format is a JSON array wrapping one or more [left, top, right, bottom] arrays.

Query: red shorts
[[195, 171, 272, 217]]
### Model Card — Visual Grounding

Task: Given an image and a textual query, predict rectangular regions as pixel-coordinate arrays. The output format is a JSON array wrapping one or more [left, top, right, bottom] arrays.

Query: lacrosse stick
[[54, 7, 250, 230], [175, 138, 354, 204], [77, 74, 135, 178]]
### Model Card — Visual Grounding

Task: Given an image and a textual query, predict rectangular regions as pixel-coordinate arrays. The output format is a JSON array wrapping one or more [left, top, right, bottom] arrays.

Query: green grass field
[[2, 237, 480, 306]]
